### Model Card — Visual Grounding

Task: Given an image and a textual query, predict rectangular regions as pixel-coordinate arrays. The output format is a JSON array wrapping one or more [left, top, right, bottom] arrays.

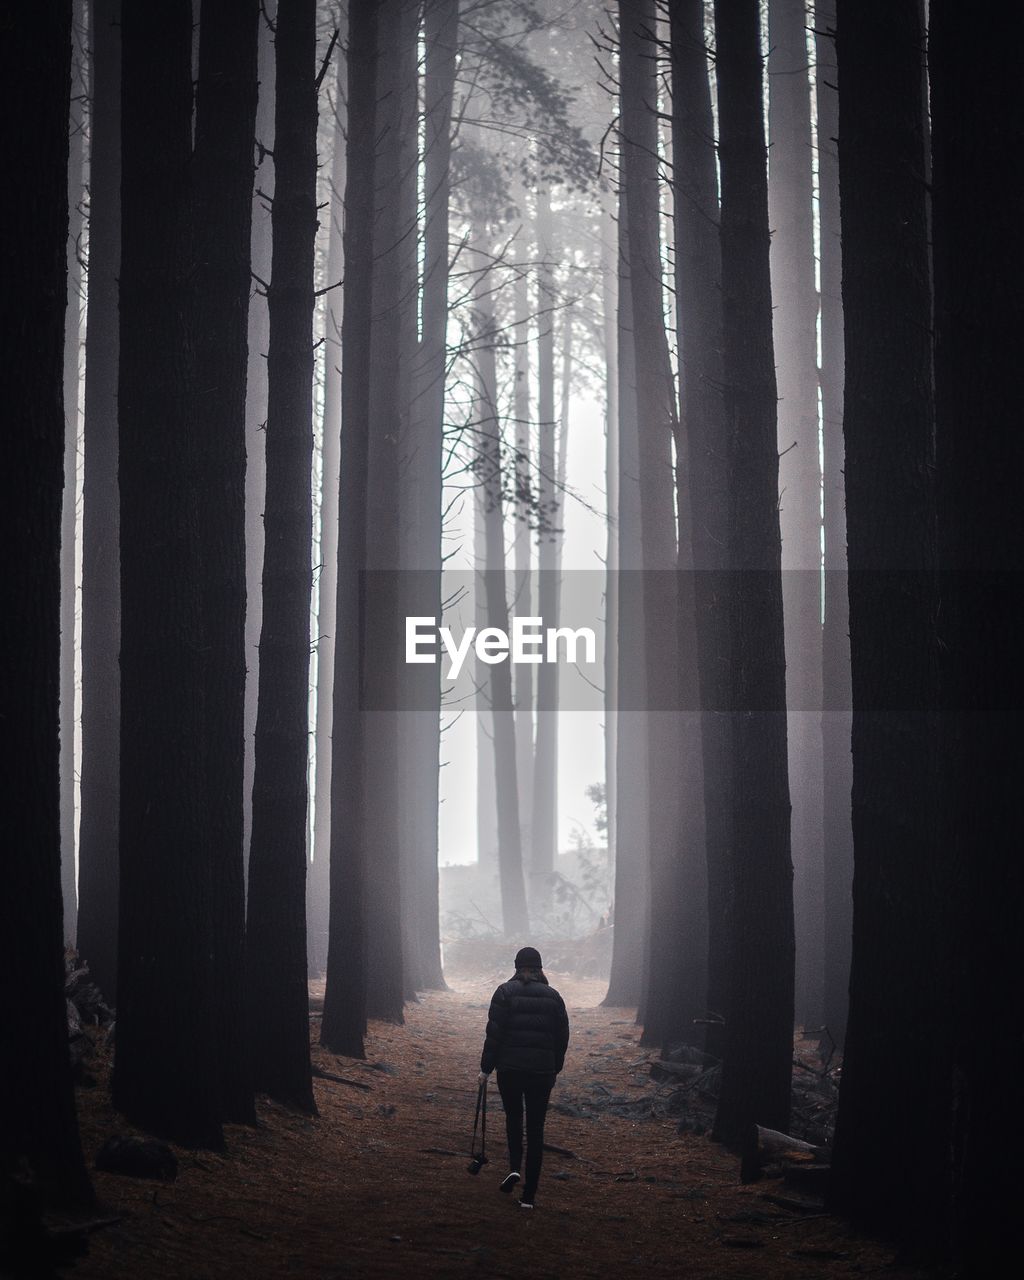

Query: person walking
[[477, 946, 570, 1209]]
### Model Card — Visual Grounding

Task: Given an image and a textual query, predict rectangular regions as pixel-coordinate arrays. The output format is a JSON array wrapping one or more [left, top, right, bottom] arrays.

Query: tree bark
[[77, 0, 121, 1005], [711, 0, 795, 1146], [669, 0, 731, 1061], [245, 0, 317, 1114], [603, 182, 648, 1009], [930, 1, 1024, 1264], [768, 0, 824, 1032], [400, 0, 460, 990], [827, 0, 944, 1246], [1, 0, 94, 1208], [114, 0, 223, 1148], [361, 0, 418, 1022], [191, 0, 259, 1128], [476, 285, 530, 938], [321, 0, 379, 1057], [814, 0, 853, 1052], [309, 21, 347, 980], [530, 187, 558, 908]]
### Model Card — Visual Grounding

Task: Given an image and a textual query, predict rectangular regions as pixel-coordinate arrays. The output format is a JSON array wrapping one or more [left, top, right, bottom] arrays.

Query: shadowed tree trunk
[[362, 0, 418, 1021], [245, 0, 317, 1114], [191, 0, 259, 1128], [1, 0, 94, 1208], [814, 0, 853, 1052], [827, 0, 944, 1248], [768, 0, 824, 1032], [77, 0, 121, 1004], [931, 2, 1024, 1265], [711, 0, 795, 1146], [321, 0, 378, 1058], [669, 0, 730, 1060], [113, 0, 223, 1148]]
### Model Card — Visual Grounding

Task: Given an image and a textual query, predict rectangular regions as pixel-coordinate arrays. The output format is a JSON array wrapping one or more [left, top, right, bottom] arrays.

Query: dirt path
[[69, 971, 929, 1279]]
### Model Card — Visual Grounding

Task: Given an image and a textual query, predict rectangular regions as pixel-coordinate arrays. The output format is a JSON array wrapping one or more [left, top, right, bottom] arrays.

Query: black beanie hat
[[515, 946, 542, 970]]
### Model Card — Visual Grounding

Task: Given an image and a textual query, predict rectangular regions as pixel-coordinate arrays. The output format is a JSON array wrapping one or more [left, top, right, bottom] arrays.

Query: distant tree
[[113, 0, 222, 1147], [827, 0, 944, 1247], [321, 0, 379, 1057], [473, 275, 531, 938], [77, 0, 121, 1004], [191, 0, 260, 1127], [768, 0, 824, 1032], [1, 0, 94, 1209], [711, 0, 795, 1146], [814, 0, 853, 1051], [930, 1, 1024, 1265], [244, 0, 318, 1115]]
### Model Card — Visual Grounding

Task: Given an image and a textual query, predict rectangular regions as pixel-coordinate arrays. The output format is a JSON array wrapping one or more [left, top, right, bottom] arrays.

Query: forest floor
[[64, 964, 935, 1280]]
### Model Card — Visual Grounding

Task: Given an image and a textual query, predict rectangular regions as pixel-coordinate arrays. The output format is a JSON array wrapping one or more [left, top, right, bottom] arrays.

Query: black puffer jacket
[[480, 973, 570, 1075]]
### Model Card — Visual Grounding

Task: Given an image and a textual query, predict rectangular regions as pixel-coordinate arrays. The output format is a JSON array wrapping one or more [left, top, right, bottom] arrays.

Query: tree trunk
[[362, 0, 417, 1022], [530, 188, 558, 908], [191, 0, 259, 1128], [814, 0, 853, 1052], [60, 8, 86, 944], [77, 0, 121, 1005], [1, 0, 94, 1208], [827, 0, 944, 1247], [619, 0, 705, 1050], [243, 7, 275, 894], [245, 0, 317, 1114], [669, 0, 731, 1061], [603, 182, 648, 1009], [930, 2, 1024, 1264], [476, 287, 530, 938], [400, 0, 460, 991], [601, 204, 619, 892], [711, 0, 795, 1146], [512, 265, 535, 863], [114, 0, 223, 1148], [321, 0, 378, 1057], [768, 0, 824, 1033], [308, 25, 345, 980]]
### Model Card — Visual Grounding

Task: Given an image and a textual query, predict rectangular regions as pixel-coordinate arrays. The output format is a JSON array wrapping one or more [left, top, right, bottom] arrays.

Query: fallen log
[[311, 1066, 372, 1091]]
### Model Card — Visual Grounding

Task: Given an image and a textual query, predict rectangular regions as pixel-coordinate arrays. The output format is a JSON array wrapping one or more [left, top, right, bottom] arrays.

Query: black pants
[[496, 1070, 556, 1201]]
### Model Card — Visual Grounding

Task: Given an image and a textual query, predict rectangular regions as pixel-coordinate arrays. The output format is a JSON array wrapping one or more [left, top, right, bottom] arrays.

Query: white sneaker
[[500, 1171, 521, 1194], [519, 1200, 534, 1210]]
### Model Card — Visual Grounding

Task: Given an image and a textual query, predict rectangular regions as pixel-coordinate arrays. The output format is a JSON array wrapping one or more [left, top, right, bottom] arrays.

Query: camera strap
[[471, 1078, 487, 1157]]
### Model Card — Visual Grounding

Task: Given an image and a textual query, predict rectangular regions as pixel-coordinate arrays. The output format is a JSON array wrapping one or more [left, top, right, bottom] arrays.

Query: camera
[[466, 1152, 488, 1175]]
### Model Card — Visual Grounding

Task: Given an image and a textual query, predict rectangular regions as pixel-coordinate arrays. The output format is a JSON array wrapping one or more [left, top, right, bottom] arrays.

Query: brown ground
[[67, 969, 931, 1280]]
